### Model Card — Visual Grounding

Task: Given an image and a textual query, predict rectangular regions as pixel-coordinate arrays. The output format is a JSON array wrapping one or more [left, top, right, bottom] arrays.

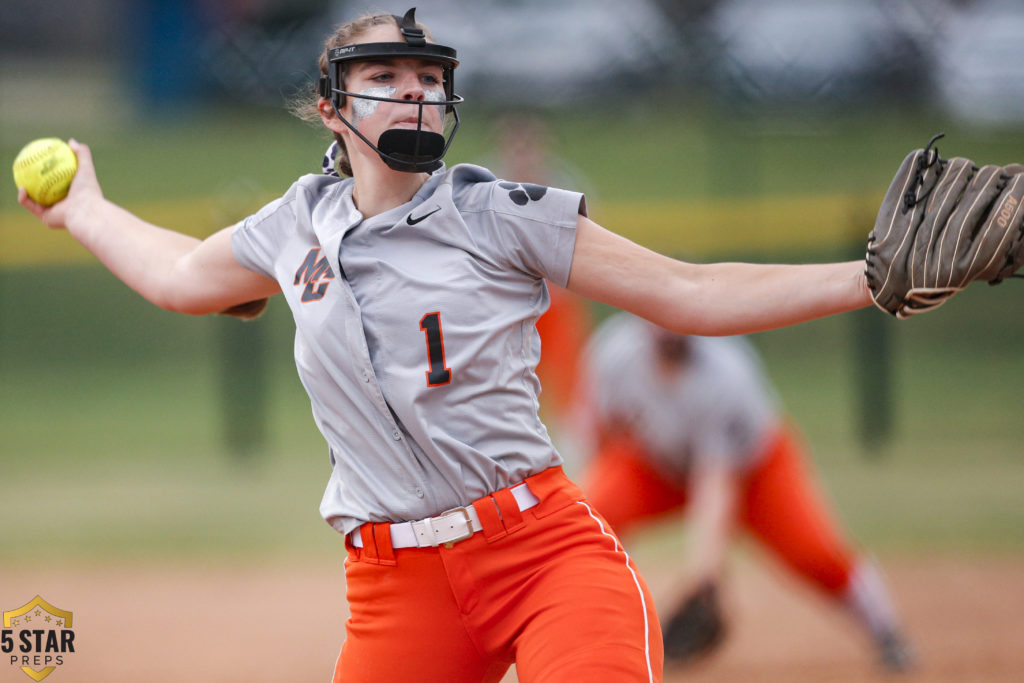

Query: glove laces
[[902, 132, 945, 213]]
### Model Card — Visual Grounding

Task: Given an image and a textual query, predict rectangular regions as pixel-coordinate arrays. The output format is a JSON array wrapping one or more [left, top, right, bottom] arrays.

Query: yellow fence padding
[[0, 191, 883, 267]]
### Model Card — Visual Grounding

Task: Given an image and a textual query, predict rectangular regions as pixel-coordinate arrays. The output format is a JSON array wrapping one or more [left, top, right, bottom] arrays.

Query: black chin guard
[[378, 128, 445, 170], [319, 8, 463, 173]]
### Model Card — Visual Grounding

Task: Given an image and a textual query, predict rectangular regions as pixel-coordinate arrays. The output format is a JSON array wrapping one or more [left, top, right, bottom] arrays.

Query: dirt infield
[[2, 555, 1021, 682]]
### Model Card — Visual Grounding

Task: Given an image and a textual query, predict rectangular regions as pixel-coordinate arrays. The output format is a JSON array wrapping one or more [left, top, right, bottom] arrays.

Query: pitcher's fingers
[[17, 186, 46, 218]]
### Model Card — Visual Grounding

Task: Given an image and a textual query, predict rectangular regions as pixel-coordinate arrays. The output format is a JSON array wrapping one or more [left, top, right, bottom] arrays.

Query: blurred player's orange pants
[[334, 466, 663, 683], [583, 428, 855, 596], [535, 285, 590, 420]]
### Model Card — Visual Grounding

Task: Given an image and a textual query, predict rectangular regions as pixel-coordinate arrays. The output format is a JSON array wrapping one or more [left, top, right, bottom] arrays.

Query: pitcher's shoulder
[[290, 173, 350, 203], [445, 163, 580, 219]]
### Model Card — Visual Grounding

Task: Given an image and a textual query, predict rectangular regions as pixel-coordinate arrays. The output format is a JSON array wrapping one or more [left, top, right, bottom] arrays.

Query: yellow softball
[[12, 138, 78, 206]]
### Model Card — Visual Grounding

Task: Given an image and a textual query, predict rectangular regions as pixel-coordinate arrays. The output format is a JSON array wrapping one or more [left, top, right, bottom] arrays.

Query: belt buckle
[[438, 507, 474, 549]]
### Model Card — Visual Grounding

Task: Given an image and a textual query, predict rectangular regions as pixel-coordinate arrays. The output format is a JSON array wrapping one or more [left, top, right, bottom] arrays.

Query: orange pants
[[534, 286, 590, 421], [334, 467, 663, 682], [583, 430, 855, 596]]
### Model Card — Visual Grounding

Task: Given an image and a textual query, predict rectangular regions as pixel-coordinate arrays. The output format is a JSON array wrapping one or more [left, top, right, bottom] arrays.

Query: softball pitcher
[[18, 7, 1019, 683], [573, 312, 914, 672]]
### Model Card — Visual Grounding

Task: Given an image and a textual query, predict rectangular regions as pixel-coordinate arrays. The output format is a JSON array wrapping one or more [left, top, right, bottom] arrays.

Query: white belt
[[350, 482, 540, 549]]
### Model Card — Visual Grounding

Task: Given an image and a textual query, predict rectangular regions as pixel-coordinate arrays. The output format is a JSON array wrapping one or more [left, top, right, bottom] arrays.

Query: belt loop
[[471, 497, 507, 542], [373, 523, 397, 566], [344, 534, 362, 561], [359, 524, 380, 565], [492, 487, 525, 532], [526, 466, 584, 518]]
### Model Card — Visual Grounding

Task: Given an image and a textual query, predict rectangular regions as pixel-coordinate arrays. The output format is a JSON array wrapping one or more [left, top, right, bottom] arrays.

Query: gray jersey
[[583, 313, 780, 478], [231, 163, 584, 534]]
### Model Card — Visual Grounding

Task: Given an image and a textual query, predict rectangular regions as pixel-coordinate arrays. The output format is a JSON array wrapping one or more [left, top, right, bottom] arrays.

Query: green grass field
[[2, 105, 1022, 566]]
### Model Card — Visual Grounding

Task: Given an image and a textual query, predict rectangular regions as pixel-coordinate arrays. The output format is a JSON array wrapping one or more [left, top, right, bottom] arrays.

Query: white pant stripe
[[577, 501, 654, 683]]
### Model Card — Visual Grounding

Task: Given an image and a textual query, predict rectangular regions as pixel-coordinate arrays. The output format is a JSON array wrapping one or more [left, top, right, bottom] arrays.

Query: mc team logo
[[2, 596, 75, 681]]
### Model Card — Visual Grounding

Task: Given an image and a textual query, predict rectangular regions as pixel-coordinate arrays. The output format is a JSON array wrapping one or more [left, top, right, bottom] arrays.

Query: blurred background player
[[489, 111, 594, 441], [570, 311, 915, 672]]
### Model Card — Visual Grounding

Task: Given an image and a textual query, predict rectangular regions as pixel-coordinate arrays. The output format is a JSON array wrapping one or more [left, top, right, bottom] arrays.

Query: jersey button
[[415, 488, 424, 498], [392, 430, 402, 440]]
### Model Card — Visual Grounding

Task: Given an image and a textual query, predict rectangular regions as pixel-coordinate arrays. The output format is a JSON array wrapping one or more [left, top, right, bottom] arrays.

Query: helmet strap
[[392, 8, 427, 47], [328, 97, 459, 173]]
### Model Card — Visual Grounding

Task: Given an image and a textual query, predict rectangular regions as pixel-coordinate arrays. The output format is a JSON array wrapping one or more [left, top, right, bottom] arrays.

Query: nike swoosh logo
[[406, 206, 441, 225]]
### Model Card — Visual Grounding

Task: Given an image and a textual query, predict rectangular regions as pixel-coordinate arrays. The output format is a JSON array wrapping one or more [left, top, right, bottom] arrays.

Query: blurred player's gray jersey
[[232, 164, 584, 534], [583, 313, 780, 476]]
